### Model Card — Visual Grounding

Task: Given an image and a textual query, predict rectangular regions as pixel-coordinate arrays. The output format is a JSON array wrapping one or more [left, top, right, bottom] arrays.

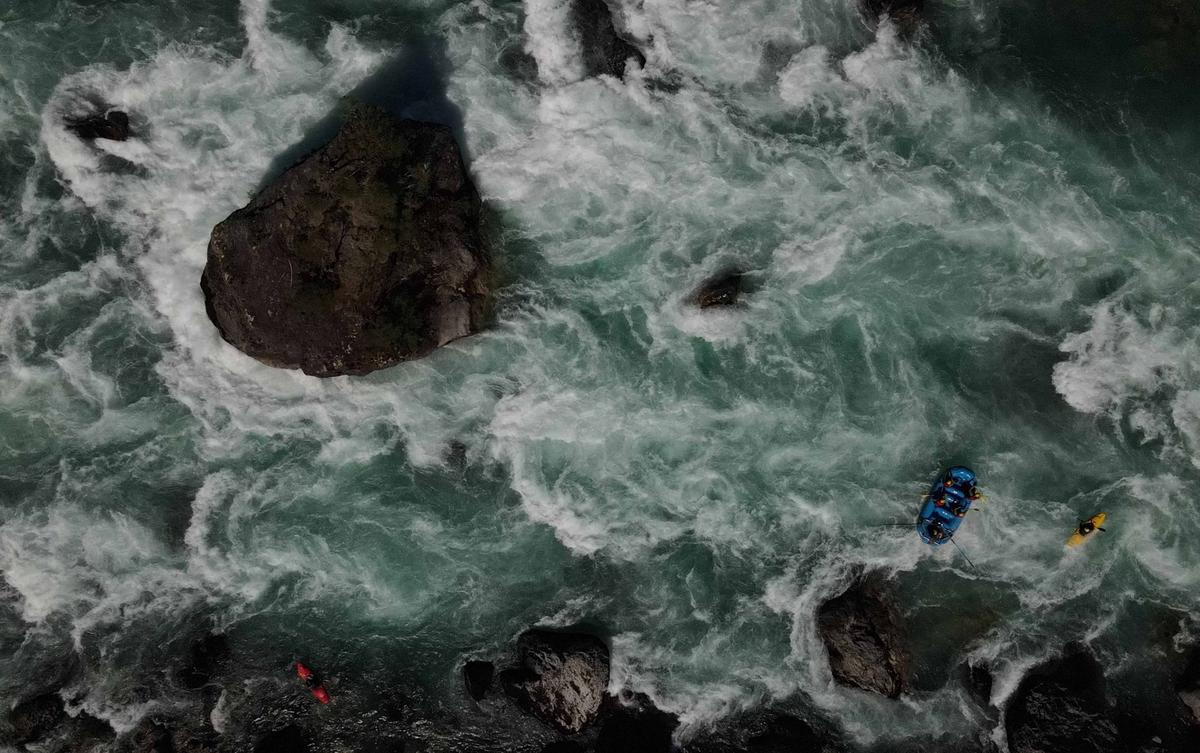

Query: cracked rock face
[[502, 630, 610, 735], [201, 105, 489, 377], [816, 572, 911, 698]]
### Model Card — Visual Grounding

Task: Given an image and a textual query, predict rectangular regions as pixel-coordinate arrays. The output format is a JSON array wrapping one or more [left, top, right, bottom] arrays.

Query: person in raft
[[1077, 518, 1106, 536]]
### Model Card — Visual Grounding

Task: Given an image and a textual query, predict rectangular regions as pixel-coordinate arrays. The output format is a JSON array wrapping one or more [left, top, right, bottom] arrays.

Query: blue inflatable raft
[[917, 466, 979, 546]]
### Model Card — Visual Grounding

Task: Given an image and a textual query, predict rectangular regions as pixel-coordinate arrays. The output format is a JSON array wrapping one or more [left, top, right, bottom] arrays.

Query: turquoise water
[[1, 0, 1198, 747]]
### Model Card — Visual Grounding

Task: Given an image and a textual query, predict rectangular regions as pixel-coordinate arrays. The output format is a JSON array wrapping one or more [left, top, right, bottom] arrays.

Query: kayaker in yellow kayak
[[1066, 513, 1107, 547]]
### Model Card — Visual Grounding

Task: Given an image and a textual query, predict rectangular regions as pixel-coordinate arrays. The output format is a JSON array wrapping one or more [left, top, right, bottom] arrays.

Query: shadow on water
[[253, 36, 468, 193]]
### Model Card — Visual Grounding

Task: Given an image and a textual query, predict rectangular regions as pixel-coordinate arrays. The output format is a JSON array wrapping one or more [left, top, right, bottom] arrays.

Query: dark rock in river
[[570, 0, 646, 79], [1004, 643, 1120, 753], [501, 629, 610, 734], [8, 692, 66, 744], [859, 0, 923, 36], [463, 659, 495, 701], [201, 105, 489, 377], [961, 660, 995, 710], [1178, 647, 1200, 724], [594, 692, 679, 753], [682, 704, 844, 753], [690, 270, 744, 308], [816, 571, 910, 698], [65, 110, 131, 141]]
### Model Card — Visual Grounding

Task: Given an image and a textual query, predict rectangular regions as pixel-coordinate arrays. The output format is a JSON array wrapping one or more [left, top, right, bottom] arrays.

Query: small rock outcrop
[[501, 629, 610, 734], [689, 270, 744, 308], [570, 0, 646, 79], [65, 110, 131, 141], [1004, 644, 1120, 753], [463, 659, 495, 701], [201, 105, 489, 377], [816, 571, 910, 698]]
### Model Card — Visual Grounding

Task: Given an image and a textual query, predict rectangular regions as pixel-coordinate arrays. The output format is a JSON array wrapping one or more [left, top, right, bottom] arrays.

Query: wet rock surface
[[1004, 644, 1121, 753], [681, 703, 845, 753], [816, 571, 911, 698], [690, 270, 744, 308], [201, 104, 489, 377], [65, 110, 131, 141], [570, 0, 646, 79], [501, 629, 611, 734]]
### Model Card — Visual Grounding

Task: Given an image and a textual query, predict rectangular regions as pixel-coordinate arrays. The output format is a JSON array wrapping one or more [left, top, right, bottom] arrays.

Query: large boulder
[[1004, 644, 1120, 753], [201, 105, 489, 377], [501, 629, 610, 734], [816, 571, 910, 698], [571, 0, 646, 79]]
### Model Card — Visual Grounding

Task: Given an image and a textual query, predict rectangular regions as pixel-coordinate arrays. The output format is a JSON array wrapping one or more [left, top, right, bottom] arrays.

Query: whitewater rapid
[[1, 0, 1199, 747]]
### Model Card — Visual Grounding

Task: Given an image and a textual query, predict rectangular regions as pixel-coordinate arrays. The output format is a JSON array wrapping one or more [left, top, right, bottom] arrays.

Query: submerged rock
[[201, 105, 489, 377], [570, 0, 646, 79], [1004, 644, 1120, 753], [816, 571, 910, 698], [501, 629, 610, 734], [8, 692, 66, 744], [463, 659, 495, 701], [65, 110, 131, 141], [690, 270, 744, 308], [859, 0, 923, 36]]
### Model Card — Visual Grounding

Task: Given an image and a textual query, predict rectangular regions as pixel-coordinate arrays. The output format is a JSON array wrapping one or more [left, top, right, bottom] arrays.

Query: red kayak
[[295, 662, 331, 704]]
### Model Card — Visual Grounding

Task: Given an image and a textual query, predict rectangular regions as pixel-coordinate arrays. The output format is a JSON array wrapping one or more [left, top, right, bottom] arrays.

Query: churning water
[[1, 0, 1198, 748]]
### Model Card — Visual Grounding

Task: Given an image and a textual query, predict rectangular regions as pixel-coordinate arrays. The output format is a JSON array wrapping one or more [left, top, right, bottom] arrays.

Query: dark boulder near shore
[[571, 0, 646, 79], [501, 629, 611, 734], [1004, 644, 1120, 753], [816, 571, 911, 698], [201, 105, 490, 377], [65, 110, 131, 141]]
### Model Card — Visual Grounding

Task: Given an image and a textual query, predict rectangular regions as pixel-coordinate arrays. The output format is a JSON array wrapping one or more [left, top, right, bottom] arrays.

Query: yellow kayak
[[1066, 512, 1107, 548]]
